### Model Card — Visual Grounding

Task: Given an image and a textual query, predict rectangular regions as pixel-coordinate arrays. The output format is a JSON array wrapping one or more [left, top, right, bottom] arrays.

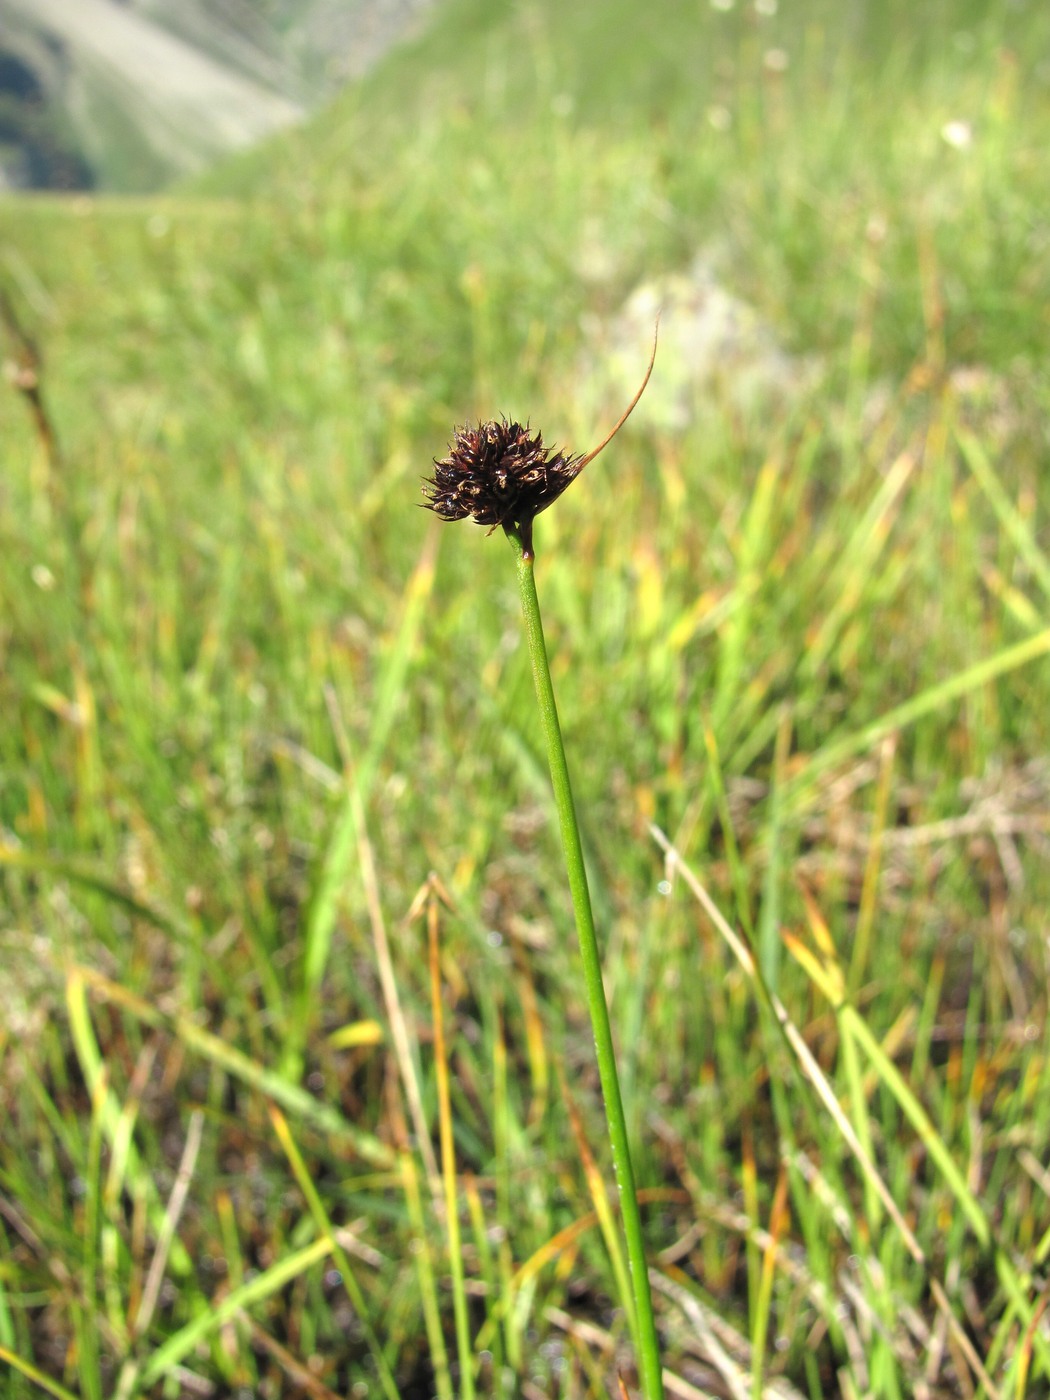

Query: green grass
[[2, 0, 1050, 1394]]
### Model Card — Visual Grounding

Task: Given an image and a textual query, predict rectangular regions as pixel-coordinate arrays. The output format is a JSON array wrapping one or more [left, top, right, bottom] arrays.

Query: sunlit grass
[[2, 0, 1050, 1394]]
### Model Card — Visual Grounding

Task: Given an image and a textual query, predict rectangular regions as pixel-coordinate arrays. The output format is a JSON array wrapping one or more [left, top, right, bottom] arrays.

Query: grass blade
[[0, 1346, 80, 1400], [788, 627, 1050, 809], [72, 966, 392, 1167], [287, 525, 439, 1076], [136, 1236, 334, 1389], [266, 1104, 400, 1400]]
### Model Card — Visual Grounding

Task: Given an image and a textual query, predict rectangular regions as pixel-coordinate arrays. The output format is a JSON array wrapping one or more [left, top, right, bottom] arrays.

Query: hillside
[[2, 0, 1050, 1395], [0, 0, 435, 190]]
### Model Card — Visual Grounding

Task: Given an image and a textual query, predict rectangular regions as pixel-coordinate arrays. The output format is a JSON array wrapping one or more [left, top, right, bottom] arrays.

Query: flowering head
[[422, 418, 583, 556], [422, 327, 657, 559]]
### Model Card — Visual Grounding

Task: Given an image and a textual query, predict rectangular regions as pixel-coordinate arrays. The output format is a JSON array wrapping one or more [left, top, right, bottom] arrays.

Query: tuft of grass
[[2, 0, 1050, 1394]]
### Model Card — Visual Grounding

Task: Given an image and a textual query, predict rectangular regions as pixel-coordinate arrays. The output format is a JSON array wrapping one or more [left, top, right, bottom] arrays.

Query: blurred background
[[0, 0, 434, 192], [2, 1, 1050, 1396]]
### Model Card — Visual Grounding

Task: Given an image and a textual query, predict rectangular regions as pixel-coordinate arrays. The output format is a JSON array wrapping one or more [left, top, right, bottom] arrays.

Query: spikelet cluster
[[422, 418, 583, 541]]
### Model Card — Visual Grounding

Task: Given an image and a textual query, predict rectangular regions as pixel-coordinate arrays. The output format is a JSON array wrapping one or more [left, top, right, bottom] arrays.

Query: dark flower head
[[422, 326, 658, 558], [423, 417, 582, 546]]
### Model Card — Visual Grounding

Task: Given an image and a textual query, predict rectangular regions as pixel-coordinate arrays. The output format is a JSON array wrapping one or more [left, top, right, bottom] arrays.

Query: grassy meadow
[[2, 0, 1050, 1394]]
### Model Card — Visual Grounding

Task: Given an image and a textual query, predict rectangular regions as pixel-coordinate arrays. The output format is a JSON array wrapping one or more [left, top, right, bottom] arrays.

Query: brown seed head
[[422, 418, 582, 546], [422, 324, 658, 558]]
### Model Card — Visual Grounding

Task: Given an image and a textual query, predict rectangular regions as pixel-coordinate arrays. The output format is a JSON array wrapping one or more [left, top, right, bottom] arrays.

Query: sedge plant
[[421, 335, 663, 1400]]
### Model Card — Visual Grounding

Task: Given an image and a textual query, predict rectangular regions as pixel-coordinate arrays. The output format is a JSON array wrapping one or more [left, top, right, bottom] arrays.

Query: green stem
[[511, 531, 664, 1400]]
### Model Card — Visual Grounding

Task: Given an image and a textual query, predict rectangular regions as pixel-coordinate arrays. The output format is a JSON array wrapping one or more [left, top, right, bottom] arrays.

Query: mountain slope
[[0, 0, 435, 190]]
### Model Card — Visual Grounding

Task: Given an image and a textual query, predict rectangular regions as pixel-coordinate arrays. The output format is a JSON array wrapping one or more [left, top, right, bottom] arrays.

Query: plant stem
[[510, 531, 664, 1400]]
